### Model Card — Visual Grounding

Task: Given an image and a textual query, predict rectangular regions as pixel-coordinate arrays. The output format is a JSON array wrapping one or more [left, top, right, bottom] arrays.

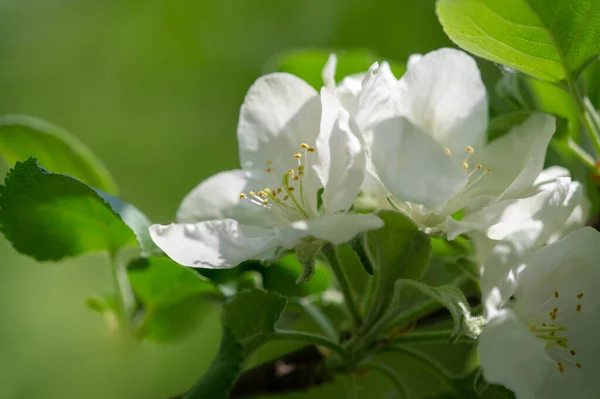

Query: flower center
[[444, 145, 491, 190], [524, 290, 585, 374], [239, 143, 317, 221]]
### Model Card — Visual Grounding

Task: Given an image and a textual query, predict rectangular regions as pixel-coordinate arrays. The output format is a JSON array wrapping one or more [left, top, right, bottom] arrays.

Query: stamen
[[444, 147, 452, 155], [557, 362, 565, 373], [249, 191, 256, 197], [239, 193, 247, 199], [266, 167, 273, 172], [266, 160, 273, 165], [293, 175, 299, 181], [554, 291, 559, 298], [466, 146, 474, 154], [283, 195, 289, 201], [576, 362, 582, 368], [307, 147, 316, 152], [294, 153, 302, 159], [287, 169, 295, 175], [577, 293, 584, 300], [462, 161, 469, 170], [576, 304, 582, 312], [288, 186, 295, 192], [300, 143, 309, 149], [570, 350, 576, 356]]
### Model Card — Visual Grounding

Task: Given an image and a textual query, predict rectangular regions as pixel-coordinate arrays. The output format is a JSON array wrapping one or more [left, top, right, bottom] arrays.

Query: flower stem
[[361, 360, 408, 398], [271, 330, 345, 356], [321, 243, 363, 329], [109, 251, 136, 329]]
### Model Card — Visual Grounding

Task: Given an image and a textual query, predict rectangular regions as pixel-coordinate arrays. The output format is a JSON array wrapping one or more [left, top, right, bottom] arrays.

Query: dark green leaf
[[0, 114, 117, 194], [262, 253, 330, 297], [223, 289, 287, 349], [0, 158, 136, 260], [128, 256, 220, 307], [184, 289, 287, 399], [362, 210, 432, 327], [184, 328, 245, 399], [437, 0, 600, 82]]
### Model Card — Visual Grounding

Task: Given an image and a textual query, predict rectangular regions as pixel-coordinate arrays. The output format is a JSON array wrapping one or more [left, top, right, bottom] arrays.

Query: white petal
[[479, 308, 553, 398], [355, 61, 398, 136], [237, 73, 321, 179], [510, 228, 600, 398], [322, 53, 337, 88], [336, 74, 364, 117], [149, 220, 279, 268], [395, 48, 488, 151], [465, 113, 555, 201], [321, 110, 366, 213], [176, 169, 269, 225], [370, 117, 467, 212], [289, 213, 383, 244]]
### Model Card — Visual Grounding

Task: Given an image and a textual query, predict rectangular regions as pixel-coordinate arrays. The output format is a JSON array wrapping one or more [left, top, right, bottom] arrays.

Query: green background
[[0, 1, 497, 397]]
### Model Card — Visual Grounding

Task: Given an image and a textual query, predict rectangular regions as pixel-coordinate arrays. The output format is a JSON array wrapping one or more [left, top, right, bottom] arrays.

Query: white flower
[[321, 53, 365, 118], [149, 73, 383, 269], [479, 227, 600, 398], [356, 48, 555, 232]]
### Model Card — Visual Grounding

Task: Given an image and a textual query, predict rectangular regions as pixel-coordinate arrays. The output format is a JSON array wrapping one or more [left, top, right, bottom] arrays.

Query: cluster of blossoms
[[149, 48, 599, 397]]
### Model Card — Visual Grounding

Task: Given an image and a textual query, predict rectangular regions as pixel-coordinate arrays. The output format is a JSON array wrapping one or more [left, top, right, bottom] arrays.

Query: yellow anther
[[301, 143, 309, 149], [444, 148, 452, 155], [554, 291, 559, 298], [485, 167, 491, 172], [264, 188, 272, 194], [277, 188, 282, 194], [550, 331, 556, 337], [298, 171, 304, 176], [576, 362, 582, 368], [570, 350, 576, 356], [577, 304, 582, 312], [294, 153, 302, 159], [577, 293, 584, 300], [288, 186, 295, 191], [266, 160, 273, 165], [263, 199, 269, 205], [307, 147, 316, 152], [283, 195, 289, 201], [557, 362, 565, 373], [239, 193, 247, 199], [466, 145, 474, 153], [462, 161, 469, 170], [298, 164, 305, 171], [553, 307, 558, 314], [257, 191, 265, 197], [249, 191, 256, 197], [293, 175, 299, 181], [287, 169, 295, 175], [475, 164, 483, 169], [266, 167, 273, 172]]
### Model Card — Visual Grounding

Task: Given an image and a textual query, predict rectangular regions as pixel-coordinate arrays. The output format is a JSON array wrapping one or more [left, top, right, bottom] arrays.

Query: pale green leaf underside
[[0, 114, 118, 194], [437, 0, 600, 82]]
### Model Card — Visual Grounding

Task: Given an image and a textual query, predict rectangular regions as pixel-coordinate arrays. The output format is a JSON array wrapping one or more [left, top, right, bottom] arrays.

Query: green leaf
[[262, 253, 330, 297], [0, 114, 117, 194], [362, 210, 432, 328], [128, 256, 219, 307], [393, 280, 479, 339], [222, 289, 287, 349], [184, 328, 245, 399], [185, 290, 287, 399], [437, 0, 600, 82], [267, 48, 406, 90], [0, 158, 136, 260]]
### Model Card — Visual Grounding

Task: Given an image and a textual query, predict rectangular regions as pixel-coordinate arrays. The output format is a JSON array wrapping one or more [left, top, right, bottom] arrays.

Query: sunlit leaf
[[437, 0, 600, 82], [0, 114, 117, 194], [0, 158, 135, 260]]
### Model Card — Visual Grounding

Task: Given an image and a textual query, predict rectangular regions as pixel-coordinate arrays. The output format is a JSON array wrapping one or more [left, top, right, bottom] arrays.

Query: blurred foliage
[[0, 1, 507, 398]]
